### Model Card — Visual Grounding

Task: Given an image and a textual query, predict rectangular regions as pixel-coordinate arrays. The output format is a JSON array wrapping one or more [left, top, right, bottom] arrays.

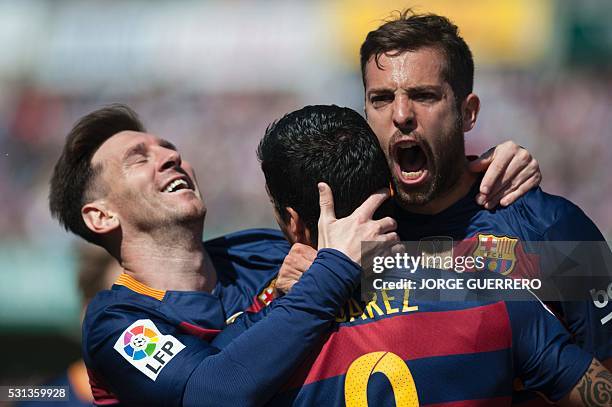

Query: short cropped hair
[[360, 10, 474, 103], [258, 105, 390, 241], [49, 104, 145, 245]]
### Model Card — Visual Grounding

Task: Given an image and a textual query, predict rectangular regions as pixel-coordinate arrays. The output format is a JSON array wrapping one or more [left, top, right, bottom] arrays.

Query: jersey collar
[[114, 273, 166, 301]]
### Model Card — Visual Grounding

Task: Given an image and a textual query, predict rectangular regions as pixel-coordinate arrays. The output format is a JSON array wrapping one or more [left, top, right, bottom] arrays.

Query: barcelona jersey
[[82, 228, 363, 406], [222, 182, 608, 406], [395, 181, 612, 364], [224, 279, 591, 406]]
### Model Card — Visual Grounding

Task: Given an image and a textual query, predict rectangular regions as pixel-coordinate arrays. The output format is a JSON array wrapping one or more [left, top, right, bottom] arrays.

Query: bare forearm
[[560, 359, 612, 406]]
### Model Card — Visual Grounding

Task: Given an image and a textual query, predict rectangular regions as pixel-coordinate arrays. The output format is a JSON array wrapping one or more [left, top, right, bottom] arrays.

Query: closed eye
[[126, 154, 148, 166], [123, 143, 149, 166]]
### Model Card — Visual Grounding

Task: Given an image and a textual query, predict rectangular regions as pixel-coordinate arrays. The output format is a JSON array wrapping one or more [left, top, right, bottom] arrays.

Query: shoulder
[[82, 288, 163, 354], [504, 187, 601, 239], [82, 289, 212, 406], [507, 187, 575, 230], [84, 287, 161, 325], [204, 229, 290, 314], [205, 228, 289, 259], [205, 228, 290, 281]]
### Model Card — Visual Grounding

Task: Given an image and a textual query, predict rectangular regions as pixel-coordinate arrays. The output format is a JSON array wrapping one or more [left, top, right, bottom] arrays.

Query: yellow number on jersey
[[345, 351, 419, 407]]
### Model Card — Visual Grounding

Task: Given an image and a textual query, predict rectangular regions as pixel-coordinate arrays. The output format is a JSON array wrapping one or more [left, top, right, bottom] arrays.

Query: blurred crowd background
[[0, 0, 610, 390]]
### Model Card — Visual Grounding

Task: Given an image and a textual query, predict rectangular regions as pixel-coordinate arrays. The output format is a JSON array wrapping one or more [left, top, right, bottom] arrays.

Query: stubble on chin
[[390, 124, 465, 209]]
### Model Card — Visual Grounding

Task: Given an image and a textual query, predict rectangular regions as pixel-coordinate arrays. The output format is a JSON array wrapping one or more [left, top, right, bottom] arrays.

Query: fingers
[[318, 182, 336, 221], [284, 243, 317, 273], [364, 218, 398, 244], [280, 268, 304, 281], [317, 185, 395, 264], [291, 254, 315, 273], [291, 242, 317, 258], [354, 188, 392, 220], [301, 245, 317, 263], [375, 216, 398, 234], [467, 147, 494, 174], [487, 160, 538, 208], [276, 243, 316, 295], [499, 171, 542, 207], [380, 232, 400, 242], [479, 147, 540, 209], [477, 142, 514, 196], [487, 147, 531, 195], [483, 166, 538, 209], [482, 189, 504, 210], [275, 273, 301, 295]]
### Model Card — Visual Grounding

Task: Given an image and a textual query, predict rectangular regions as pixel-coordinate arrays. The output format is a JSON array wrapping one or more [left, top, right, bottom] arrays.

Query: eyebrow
[[407, 85, 442, 93], [159, 139, 177, 151], [366, 87, 394, 97], [122, 139, 178, 162]]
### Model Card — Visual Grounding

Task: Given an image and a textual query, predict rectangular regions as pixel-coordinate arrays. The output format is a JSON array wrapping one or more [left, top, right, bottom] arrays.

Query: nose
[[392, 95, 416, 134], [158, 147, 182, 172]]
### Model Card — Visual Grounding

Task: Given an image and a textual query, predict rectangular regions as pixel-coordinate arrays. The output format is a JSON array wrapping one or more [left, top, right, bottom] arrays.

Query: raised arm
[[84, 185, 397, 406]]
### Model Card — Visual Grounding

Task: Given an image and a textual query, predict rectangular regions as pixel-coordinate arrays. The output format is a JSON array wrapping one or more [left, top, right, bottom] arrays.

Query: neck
[[405, 164, 477, 215], [118, 224, 216, 292]]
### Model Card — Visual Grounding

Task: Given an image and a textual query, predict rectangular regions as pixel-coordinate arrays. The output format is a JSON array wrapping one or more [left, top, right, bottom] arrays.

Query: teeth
[[164, 179, 189, 193], [401, 170, 423, 180], [398, 141, 417, 148]]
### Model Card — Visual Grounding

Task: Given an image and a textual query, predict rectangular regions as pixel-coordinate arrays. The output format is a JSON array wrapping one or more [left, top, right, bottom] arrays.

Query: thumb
[[318, 182, 336, 221]]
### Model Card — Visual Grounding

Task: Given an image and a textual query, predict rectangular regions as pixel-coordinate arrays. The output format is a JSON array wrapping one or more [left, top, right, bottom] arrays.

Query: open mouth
[[162, 177, 194, 194], [394, 141, 429, 185]]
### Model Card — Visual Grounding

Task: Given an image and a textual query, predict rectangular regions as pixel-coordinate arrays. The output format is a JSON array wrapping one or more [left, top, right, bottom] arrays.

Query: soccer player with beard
[[358, 10, 611, 369], [252, 10, 610, 406], [49, 105, 399, 406], [252, 104, 611, 406]]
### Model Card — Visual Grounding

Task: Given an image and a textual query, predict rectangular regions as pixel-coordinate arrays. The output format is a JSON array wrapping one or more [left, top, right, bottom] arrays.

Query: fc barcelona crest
[[257, 278, 277, 307], [473, 234, 518, 275]]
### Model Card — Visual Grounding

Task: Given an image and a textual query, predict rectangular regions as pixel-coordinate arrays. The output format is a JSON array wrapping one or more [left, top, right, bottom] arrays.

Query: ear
[[461, 93, 480, 133], [285, 207, 313, 246], [81, 200, 120, 235]]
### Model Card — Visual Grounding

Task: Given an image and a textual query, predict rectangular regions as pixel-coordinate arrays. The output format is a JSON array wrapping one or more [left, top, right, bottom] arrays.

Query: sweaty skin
[[365, 48, 471, 214], [390, 53, 409, 85]]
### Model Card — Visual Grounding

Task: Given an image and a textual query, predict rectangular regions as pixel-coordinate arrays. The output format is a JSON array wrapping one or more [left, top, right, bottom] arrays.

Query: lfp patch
[[113, 319, 185, 381]]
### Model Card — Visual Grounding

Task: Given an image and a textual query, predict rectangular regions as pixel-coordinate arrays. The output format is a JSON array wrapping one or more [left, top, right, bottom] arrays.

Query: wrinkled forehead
[[364, 47, 448, 87]]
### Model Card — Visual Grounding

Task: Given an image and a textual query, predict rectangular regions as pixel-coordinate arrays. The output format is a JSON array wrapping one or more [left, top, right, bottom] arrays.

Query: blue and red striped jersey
[[395, 182, 611, 364], [82, 228, 362, 406], [226, 284, 590, 406]]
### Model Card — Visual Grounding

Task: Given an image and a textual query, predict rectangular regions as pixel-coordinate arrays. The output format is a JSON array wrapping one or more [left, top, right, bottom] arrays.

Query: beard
[[390, 113, 465, 209]]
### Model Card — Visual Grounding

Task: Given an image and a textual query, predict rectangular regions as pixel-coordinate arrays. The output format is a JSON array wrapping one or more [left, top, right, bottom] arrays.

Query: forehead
[[91, 131, 161, 165], [364, 47, 447, 88]]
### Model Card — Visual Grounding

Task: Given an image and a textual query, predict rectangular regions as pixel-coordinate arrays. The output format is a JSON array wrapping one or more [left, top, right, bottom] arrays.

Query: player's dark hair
[[360, 9, 474, 103], [49, 104, 145, 246], [258, 105, 390, 241]]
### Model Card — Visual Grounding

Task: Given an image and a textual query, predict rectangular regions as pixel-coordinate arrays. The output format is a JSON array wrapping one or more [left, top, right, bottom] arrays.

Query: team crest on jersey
[[113, 319, 185, 381], [258, 278, 277, 307], [473, 234, 518, 275]]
